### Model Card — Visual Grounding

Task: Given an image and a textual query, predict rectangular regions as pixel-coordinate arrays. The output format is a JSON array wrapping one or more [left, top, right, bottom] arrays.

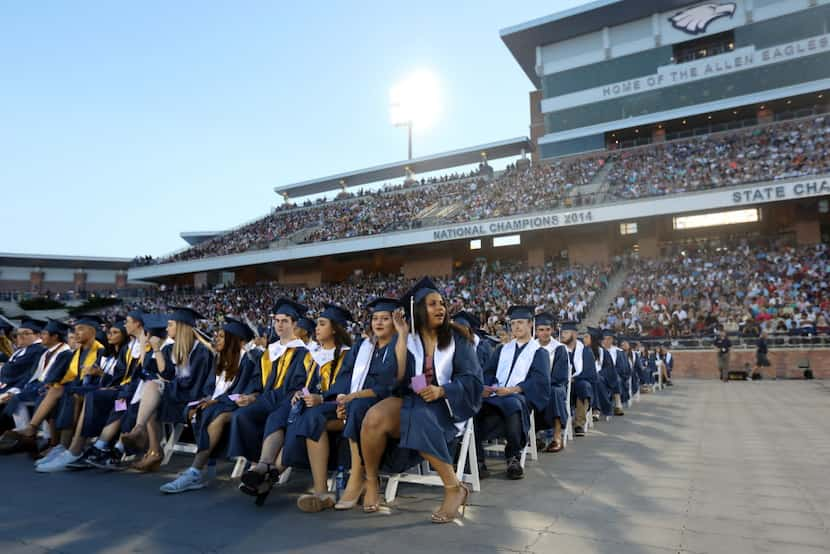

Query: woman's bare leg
[[360, 397, 401, 507]]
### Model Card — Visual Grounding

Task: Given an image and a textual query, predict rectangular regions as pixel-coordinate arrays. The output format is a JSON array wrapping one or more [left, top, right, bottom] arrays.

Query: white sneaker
[[34, 445, 66, 467], [36, 450, 80, 473], [160, 467, 205, 494]]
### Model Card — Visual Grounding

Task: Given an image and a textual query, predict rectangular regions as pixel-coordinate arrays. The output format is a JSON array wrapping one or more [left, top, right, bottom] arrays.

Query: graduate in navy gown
[[534, 312, 570, 453], [601, 331, 626, 415], [587, 328, 619, 419], [119, 307, 213, 472], [160, 317, 262, 493], [658, 345, 674, 386], [232, 298, 311, 504], [560, 322, 596, 437], [0, 319, 72, 456], [4, 317, 102, 460], [475, 306, 550, 480], [58, 312, 151, 470], [51, 321, 130, 447], [452, 311, 493, 370], [640, 344, 657, 390], [359, 277, 483, 523], [281, 304, 354, 511], [0, 319, 46, 397]]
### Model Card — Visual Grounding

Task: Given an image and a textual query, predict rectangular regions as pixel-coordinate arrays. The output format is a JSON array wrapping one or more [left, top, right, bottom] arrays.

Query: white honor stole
[[496, 339, 539, 388], [349, 340, 375, 394], [571, 340, 585, 377]]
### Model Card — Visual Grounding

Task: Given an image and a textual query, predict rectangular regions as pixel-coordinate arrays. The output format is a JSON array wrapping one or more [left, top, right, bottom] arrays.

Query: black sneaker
[[506, 456, 524, 480], [87, 449, 129, 471], [574, 426, 585, 437], [66, 449, 94, 471], [478, 463, 490, 479]]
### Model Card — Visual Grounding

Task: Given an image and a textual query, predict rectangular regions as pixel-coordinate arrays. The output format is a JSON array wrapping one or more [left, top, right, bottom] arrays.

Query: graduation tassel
[[410, 296, 415, 335]]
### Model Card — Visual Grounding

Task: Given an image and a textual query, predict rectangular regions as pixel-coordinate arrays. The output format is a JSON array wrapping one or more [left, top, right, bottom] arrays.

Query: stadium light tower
[[390, 69, 441, 160]]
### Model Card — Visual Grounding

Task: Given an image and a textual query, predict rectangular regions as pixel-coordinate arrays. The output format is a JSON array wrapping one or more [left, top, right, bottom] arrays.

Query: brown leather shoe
[[121, 426, 148, 453], [0, 431, 37, 455]]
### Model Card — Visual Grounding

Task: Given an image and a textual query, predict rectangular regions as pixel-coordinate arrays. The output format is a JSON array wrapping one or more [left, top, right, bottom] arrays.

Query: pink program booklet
[[411, 374, 427, 393]]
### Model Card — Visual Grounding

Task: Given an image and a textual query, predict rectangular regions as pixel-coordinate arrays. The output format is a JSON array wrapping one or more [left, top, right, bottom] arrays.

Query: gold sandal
[[431, 483, 471, 524]]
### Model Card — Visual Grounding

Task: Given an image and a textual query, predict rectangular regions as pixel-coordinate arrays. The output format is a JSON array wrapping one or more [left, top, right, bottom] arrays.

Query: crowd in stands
[[606, 116, 830, 199], [599, 239, 830, 339], [138, 115, 829, 265], [104, 260, 612, 340]]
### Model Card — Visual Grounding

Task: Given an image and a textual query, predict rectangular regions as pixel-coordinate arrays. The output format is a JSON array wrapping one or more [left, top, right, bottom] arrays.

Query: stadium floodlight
[[390, 69, 441, 160]]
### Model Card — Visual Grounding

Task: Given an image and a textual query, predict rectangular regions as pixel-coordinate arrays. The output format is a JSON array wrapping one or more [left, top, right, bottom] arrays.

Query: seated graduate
[[36, 320, 129, 471], [0, 318, 47, 406], [639, 344, 656, 391], [51, 312, 150, 470], [657, 345, 674, 386], [231, 298, 310, 503], [295, 316, 317, 349], [83, 313, 163, 470], [475, 306, 550, 480], [0, 319, 74, 456], [600, 330, 626, 415], [586, 327, 621, 420], [119, 307, 213, 472], [619, 338, 638, 402], [452, 311, 493, 370], [280, 303, 354, 511], [560, 322, 596, 437], [160, 317, 262, 493], [534, 312, 570, 453], [360, 277, 483, 523]]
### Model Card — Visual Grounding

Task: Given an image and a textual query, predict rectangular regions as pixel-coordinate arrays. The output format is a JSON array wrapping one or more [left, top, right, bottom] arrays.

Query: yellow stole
[[63, 340, 105, 384], [261, 348, 298, 390], [121, 343, 151, 386], [307, 350, 348, 392]]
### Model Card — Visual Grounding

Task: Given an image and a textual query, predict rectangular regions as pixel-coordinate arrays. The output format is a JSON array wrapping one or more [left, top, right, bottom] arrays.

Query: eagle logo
[[669, 2, 736, 35]]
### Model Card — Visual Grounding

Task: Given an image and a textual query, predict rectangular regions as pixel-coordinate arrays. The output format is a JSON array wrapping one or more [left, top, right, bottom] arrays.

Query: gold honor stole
[[307, 351, 348, 392], [121, 344, 152, 386], [63, 340, 106, 385], [261, 348, 301, 390]]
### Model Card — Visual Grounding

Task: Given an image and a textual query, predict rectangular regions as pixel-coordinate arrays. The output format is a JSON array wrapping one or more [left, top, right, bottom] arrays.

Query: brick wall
[[672, 349, 830, 379]]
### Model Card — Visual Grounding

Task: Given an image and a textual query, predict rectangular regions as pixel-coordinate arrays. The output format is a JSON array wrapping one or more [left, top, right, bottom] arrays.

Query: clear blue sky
[[1, 1, 588, 258]]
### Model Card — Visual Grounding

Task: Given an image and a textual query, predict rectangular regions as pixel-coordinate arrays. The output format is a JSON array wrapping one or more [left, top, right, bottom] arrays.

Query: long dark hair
[[414, 294, 467, 349], [329, 320, 354, 361], [217, 331, 243, 381], [106, 327, 127, 358]]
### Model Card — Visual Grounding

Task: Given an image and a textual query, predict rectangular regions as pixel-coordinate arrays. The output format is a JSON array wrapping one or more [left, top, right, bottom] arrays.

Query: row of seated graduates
[[0, 277, 669, 524]]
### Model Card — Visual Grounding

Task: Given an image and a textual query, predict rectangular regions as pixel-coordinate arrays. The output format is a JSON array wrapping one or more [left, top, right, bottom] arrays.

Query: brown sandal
[[543, 439, 563, 453], [131, 450, 162, 472]]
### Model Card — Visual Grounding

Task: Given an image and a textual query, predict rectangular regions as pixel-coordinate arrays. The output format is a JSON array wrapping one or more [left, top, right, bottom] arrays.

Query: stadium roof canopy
[[180, 231, 224, 246], [0, 252, 132, 270], [500, 0, 696, 87], [274, 137, 533, 199]]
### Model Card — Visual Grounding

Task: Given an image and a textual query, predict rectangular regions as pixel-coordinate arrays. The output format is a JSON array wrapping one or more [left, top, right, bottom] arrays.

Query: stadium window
[[672, 209, 759, 230], [469, 239, 482, 250], [619, 222, 638, 235], [493, 234, 521, 248]]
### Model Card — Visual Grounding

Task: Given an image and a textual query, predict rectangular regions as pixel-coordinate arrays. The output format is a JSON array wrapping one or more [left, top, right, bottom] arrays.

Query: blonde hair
[[0, 335, 12, 357], [172, 321, 195, 366]]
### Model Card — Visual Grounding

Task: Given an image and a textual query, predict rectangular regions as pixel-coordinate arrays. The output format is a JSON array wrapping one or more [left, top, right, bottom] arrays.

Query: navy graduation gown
[[192, 350, 262, 452], [0, 342, 46, 393], [475, 339, 493, 373], [283, 337, 399, 468], [478, 342, 550, 446], [540, 343, 570, 427], [384, 331, 483, 472], [628, 351, 641, 393], [612, 349, 633, 404], [592, 347, 618, 416], [158, 342, 214, 424], [572, 344, 597, 402], [52, 347, 101, 431], [227, 345, 309, 462]]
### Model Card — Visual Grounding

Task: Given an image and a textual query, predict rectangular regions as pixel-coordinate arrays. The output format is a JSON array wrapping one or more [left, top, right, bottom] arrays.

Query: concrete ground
[[1, 380, 829, 553]]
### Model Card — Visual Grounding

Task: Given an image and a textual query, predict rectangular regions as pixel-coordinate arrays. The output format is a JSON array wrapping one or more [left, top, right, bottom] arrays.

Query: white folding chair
[[161, 423, 198, 465], [482, 410, 537, 466], [384, 418, 480, 504]]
